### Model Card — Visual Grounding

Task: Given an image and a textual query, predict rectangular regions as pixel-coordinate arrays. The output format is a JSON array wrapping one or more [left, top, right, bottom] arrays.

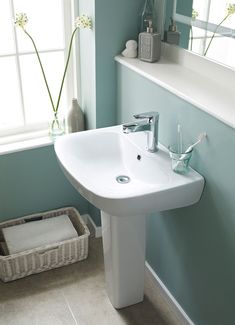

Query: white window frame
[[0, 0, 77, 143]]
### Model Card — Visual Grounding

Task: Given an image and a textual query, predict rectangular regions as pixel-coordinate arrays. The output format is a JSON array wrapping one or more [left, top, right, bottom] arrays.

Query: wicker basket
[[0, 207, 90, 282]]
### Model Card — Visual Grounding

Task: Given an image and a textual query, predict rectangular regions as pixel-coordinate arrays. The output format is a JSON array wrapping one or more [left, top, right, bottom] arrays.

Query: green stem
[[204, 14, 229, 56], [24, 30, 55, 111], [55, 27, 78, 113]]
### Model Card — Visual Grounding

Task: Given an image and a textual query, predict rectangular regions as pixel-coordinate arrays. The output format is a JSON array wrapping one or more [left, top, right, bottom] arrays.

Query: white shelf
[[115, 46, 235, 130]]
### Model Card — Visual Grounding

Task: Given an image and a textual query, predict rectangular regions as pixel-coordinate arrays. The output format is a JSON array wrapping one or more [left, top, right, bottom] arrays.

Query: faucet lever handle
[[122, 122, 138, 133], [134, 111, 159, 121]]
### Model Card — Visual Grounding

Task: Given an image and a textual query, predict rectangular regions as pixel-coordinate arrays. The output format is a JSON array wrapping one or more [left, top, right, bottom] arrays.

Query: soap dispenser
[[138, 19, 161, 63], [166, 17, 181, 45]]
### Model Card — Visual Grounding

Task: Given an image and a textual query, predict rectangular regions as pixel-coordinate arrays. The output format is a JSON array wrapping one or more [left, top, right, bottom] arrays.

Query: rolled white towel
[[2, 214, 78, 254]]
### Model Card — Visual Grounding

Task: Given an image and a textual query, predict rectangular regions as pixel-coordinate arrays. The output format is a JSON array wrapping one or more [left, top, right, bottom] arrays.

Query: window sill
[[0, 133, 53, 156], [115, 43, 235, 130]]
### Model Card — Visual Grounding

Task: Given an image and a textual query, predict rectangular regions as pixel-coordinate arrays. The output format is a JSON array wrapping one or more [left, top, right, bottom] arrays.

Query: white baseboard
[[81, 214, 102, 238], [145, 262, 194, 325]]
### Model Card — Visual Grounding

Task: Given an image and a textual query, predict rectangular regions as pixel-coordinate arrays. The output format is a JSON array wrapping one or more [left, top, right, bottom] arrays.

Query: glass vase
[[49, 112, 65, 140]]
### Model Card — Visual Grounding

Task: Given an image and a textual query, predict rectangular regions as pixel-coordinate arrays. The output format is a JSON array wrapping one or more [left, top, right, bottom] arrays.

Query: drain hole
[[116, 175, 130, 184]]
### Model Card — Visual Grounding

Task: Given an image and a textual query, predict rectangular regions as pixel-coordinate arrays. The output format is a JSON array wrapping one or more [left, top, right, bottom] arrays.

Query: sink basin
[[55, 125, 204, 216], [55, 125, 204, 309]]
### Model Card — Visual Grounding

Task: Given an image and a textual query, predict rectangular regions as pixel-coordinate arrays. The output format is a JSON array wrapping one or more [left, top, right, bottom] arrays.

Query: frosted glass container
[[168, 145, 193, 174]]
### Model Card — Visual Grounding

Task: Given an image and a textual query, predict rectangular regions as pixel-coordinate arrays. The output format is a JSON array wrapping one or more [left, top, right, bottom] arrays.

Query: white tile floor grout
[[62, 291, 79, 325]]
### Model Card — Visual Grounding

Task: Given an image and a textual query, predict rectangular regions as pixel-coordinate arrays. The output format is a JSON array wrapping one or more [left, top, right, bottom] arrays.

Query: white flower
[[15, 13, 28, 29], [227, 3, 235, 15], [192, 9, 199, 20], [75, 14, 92, 29], [14, 12, 92, 117]]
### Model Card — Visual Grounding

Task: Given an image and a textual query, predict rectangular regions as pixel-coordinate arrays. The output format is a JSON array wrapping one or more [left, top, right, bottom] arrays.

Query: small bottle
[[166, 18, 181, 45], [138, 19, 161, 63], [67, 98, 85, 133]]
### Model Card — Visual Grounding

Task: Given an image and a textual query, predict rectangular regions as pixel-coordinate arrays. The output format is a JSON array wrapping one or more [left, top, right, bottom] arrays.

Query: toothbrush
[[184, 132, 207, 153], [177, 124, 183, 153]]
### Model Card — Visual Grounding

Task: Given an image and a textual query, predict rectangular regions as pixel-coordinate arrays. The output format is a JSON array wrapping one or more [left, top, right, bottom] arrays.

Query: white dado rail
[[115, 43, 235, 130]]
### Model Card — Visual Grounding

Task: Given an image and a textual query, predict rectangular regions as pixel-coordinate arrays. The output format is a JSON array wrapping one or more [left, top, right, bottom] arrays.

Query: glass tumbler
[[168, 145, 193, 174]]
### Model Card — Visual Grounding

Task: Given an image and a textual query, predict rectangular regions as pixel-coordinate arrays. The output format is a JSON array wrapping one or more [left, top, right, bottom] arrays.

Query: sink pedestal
[[101, 211, 146, 309]]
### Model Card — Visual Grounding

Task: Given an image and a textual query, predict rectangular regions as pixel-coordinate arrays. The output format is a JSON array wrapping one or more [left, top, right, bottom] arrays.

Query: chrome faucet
[[122, 111, 159, 152]]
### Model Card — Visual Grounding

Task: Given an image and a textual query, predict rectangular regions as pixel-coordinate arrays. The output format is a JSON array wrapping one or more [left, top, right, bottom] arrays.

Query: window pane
[[204, 33, 235, 68], [19, 51, 68, 124], [190, 27, 206, 54], [209, 0, 235, 28], [0, 0, 15, 55], [0, 57, 24, 130], [192, 0, 209, 21], [14, 0, 65, 52]]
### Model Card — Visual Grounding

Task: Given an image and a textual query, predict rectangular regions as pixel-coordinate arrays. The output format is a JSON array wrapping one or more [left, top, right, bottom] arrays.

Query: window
[[173, 0, 235, 69], [0, 0, 76, 141], [190, 0, 235, 67]]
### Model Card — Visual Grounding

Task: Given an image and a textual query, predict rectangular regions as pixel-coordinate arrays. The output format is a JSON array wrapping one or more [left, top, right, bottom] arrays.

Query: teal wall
[[117, 63, 235, 325], [176, 0, 192, 16], [95, 0, 144, 128], [79, 0, 143, 130], [0, 145, 89, 222]]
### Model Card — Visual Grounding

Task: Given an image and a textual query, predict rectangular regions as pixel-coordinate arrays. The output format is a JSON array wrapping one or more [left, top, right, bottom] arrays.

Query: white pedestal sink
[[55, 125, 204, 308]]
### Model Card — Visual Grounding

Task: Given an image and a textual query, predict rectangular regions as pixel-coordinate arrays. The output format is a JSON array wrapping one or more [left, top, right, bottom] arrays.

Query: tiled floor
[[0, 238, 166, 325]]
